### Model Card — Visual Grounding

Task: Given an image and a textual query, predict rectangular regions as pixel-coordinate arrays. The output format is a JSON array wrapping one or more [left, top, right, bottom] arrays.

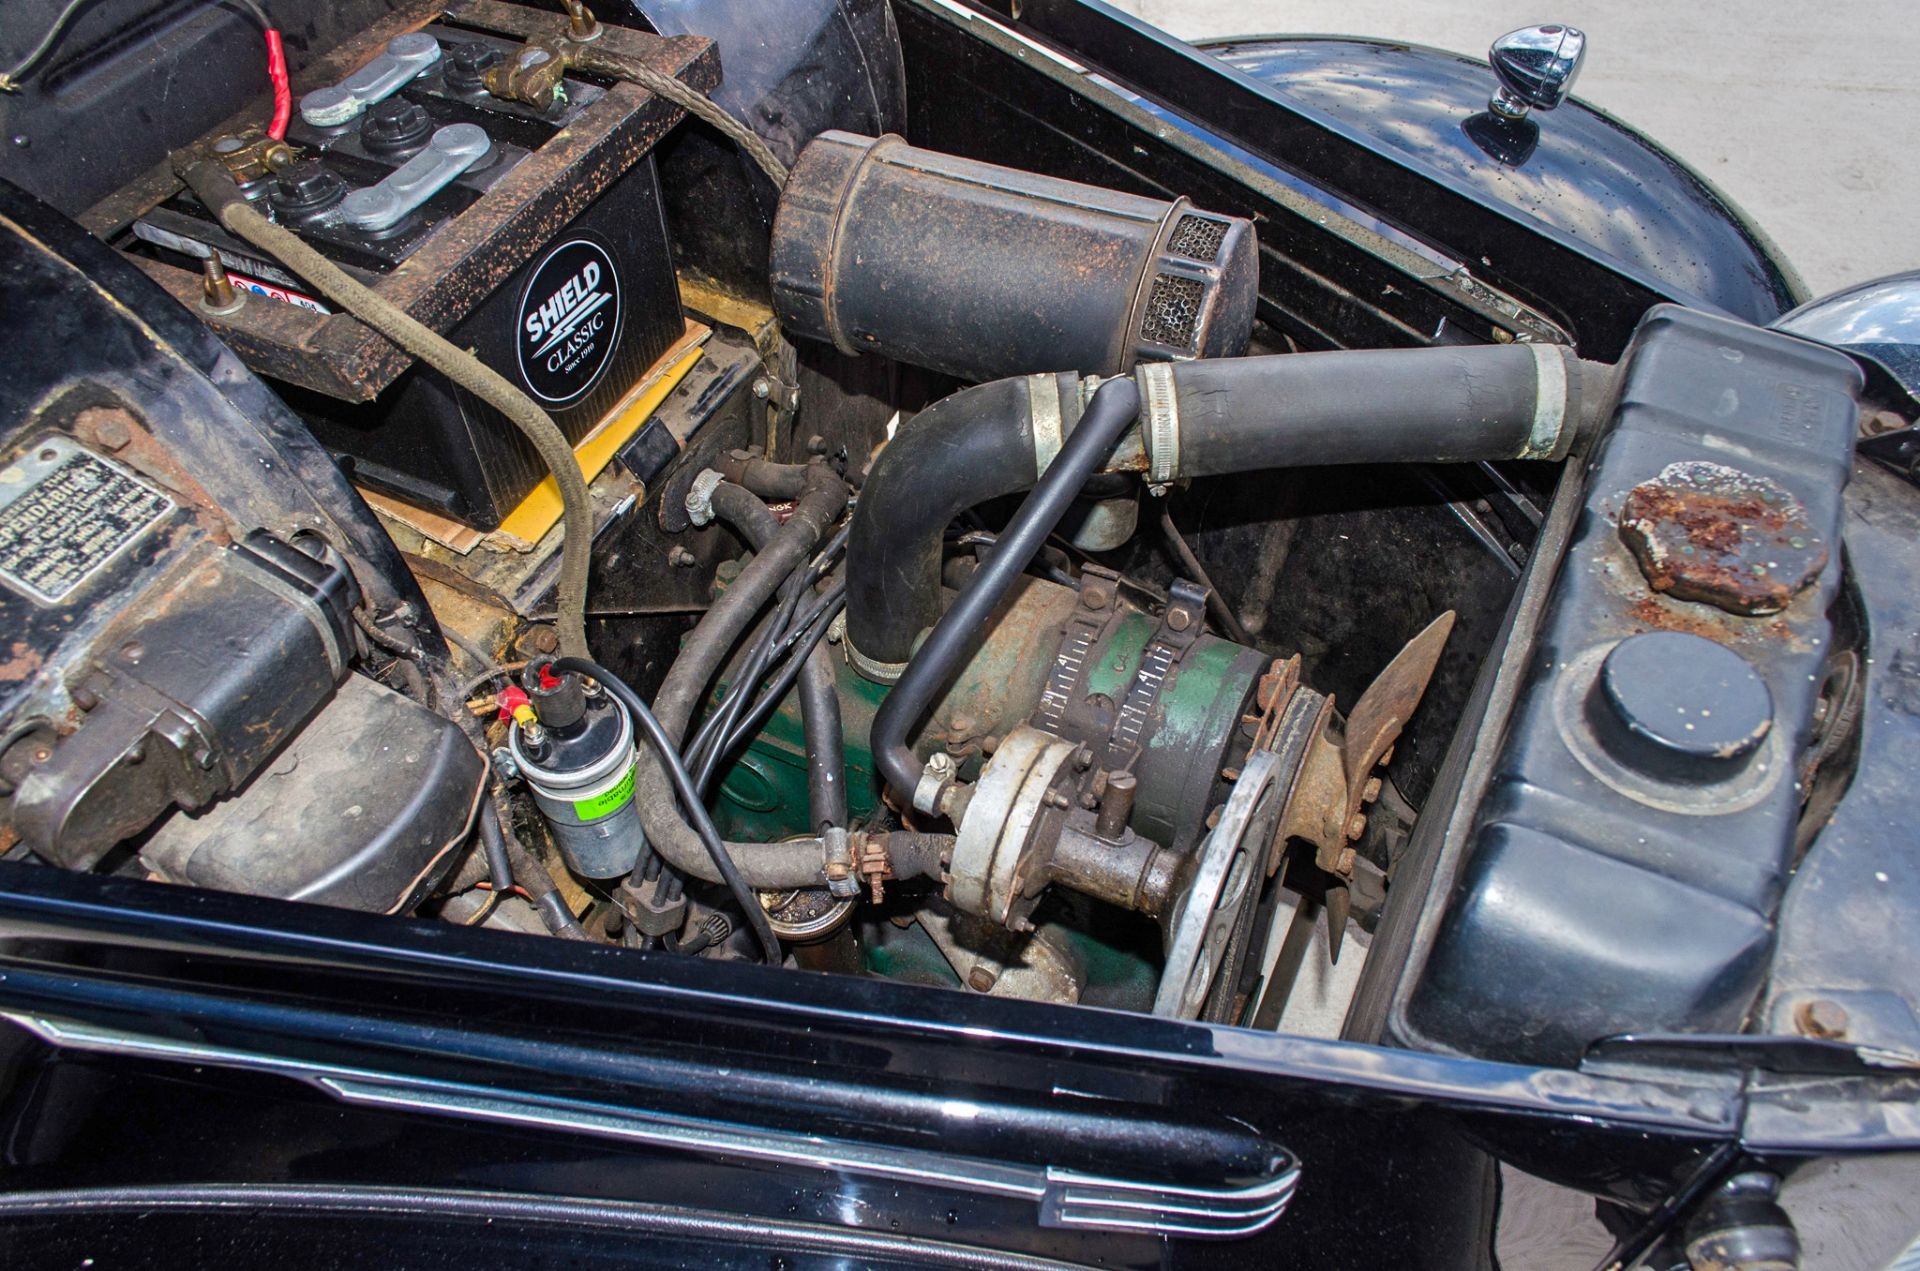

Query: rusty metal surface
[[1619, 460, 1827, 616], [1260, 613, 1452, 962], [98, 0, 717, 402], [1340, 610, 1455, 795]]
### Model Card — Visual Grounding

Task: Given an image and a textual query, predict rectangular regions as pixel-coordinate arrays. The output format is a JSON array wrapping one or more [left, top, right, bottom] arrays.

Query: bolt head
[[1795, 998, 1849, 1039], [966, 967, 998, 993], [751, 377, 772, 399], [1167, 607, 1192, 632], [1862, 409, 1908, 438]]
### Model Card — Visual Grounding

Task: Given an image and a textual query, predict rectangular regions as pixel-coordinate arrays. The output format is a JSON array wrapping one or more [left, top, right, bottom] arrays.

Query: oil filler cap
[[1590, 631, 1772, 783]]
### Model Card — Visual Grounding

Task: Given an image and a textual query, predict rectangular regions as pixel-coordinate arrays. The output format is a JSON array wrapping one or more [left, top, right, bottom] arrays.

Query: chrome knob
[[1488, 24, 1586, 119]]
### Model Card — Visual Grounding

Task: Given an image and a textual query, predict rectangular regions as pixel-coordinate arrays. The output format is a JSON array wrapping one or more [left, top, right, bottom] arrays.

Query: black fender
[[1202, 35, 1804, 325]]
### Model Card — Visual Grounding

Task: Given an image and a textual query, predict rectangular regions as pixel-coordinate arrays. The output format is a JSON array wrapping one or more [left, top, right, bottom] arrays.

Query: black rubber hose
[[713, 591, 844, 780], [846, 375, 1059, 666], [552, 657, 783, 964], [627, 478, 850, 889], [654, 479, 845, 742], [799, 637, 845, 834], [1162, 345, 1588, 477], [691, 579, 805, 795], [682, 486, 838, 804], [725, 495, 848, 836], [884, 832, 952, 882], [725, 455, 814, 500], [504, 834, 591, 941], [846, 347, 1605, 668], [475, 811, 518, 919], [872, 377, 1142, 799]]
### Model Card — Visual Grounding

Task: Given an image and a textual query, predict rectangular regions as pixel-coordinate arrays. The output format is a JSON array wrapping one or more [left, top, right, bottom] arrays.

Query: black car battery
[[94, 3, 716, 529]]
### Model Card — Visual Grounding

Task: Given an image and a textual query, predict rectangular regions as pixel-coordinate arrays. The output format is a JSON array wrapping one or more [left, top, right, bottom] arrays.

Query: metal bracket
[[1032, 565, 1120, 737], [339, 124, 493, 231], [300, 33, 444, 128], [1108, 579, 1208, 763]]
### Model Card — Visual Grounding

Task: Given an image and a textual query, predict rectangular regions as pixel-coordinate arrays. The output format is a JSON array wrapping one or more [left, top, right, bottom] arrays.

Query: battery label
[[517, 236, 623, 405], [0, 444, 173, 605], [572, 763, 636, 821], [228, 271, 332, 314], [130, 219, 308, 291]]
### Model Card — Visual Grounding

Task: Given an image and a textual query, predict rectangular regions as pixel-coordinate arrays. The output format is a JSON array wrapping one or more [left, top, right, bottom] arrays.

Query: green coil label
[[572, 764, 635, 821]]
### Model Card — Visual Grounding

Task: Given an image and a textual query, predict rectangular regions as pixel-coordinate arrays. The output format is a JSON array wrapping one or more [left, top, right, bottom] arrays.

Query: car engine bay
[[0, 0, 1874, 1067]]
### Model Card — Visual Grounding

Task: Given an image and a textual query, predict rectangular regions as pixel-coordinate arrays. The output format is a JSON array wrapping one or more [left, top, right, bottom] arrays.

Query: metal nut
[[667, 545, 698, 568], [1167, 607, 1193, 632], [1794, 998, 1849, 1040], [1862, 409, 1908, 438], [76, 407, 136, 452], [967, 967, 998, 993]]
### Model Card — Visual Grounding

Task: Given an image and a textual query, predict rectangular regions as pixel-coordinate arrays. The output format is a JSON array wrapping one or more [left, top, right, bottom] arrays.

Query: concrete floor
[[1107, 1, 1920, 300]]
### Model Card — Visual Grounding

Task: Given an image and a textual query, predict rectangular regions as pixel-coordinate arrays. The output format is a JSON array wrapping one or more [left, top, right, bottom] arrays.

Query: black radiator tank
[[1400, 305, 1865, 1066]]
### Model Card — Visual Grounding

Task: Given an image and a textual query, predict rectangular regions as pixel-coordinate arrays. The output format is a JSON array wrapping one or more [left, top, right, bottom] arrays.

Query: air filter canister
[[770, 132, 1258, 383]]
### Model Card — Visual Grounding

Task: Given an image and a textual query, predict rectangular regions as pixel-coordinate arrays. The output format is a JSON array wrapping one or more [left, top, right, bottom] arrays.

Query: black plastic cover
[[1403, 305, 1863, 1067], [140, 674, 483, 912]]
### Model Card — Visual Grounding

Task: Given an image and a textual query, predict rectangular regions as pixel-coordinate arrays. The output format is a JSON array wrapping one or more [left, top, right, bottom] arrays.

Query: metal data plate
[[0, 436, 172, 606]]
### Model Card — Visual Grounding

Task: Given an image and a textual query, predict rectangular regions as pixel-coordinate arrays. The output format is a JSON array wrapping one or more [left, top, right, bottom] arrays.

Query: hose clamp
[[1522, 344, 1569, 459], [913, 751, 958, 817], [821, 826, 859, 898], [845, 636, 909, 685], [1028, 373, 1065, 474], [684, 468, 726, 527], [1137, 361, 1180, 492]]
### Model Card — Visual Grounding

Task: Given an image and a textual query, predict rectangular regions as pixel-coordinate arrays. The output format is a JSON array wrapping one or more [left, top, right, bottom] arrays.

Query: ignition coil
[[503, 659, 644, 879]]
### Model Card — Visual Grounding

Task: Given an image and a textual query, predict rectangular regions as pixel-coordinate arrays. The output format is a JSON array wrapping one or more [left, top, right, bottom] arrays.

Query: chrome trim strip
[[4, 1011, 1298, 1240]]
